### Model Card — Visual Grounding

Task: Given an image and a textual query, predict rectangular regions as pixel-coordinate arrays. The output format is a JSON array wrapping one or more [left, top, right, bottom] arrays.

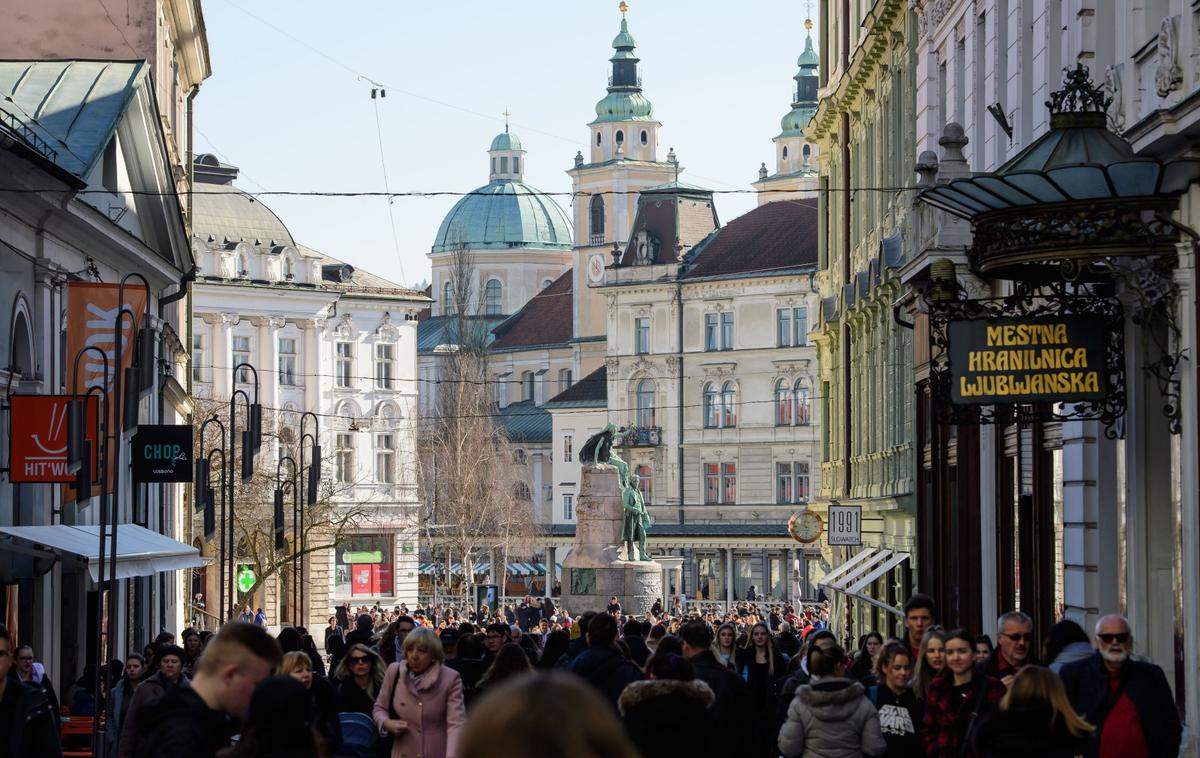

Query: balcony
[[589, 233, 606, 246], [620, 425, 661, 447]]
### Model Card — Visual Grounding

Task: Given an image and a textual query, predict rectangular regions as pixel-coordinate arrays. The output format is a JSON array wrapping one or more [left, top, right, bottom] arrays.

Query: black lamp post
[[228, 362, 262, 620], [197, 415, 226, 617], [276, 455, 299, 622], [298, 411, 321, 623]]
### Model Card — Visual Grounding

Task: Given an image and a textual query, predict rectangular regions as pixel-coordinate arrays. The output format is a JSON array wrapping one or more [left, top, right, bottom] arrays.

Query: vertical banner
[[65, 282, 147, 502]]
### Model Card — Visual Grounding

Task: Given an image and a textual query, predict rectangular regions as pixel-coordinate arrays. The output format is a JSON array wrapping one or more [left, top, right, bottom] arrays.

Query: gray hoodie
[[778, 677, 887, 758]]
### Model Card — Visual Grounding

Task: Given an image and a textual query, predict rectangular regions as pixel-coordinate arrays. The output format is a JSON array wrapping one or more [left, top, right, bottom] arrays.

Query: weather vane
[[619, 2, 628, 18]]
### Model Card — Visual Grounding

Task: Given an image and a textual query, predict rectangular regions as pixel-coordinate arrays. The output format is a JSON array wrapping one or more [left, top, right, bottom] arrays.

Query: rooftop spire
[[502, 108, 511, 133]]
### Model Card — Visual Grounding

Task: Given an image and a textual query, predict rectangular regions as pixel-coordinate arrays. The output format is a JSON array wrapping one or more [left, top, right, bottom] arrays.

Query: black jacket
[[344, 627, 375, 650], [135, 685, 235, 758], [1060, 652, 1181, 758], [309, 675, 343, 754], [1, 678, 61, 758], [568, 646, 643, 709], [334, 677, 377, 716], [623, 635, 651, 669], [869, 684, 924, 758], [688, 650, 749, 755], [619, 678, 717, 758], [972, 705, 1089, 758]]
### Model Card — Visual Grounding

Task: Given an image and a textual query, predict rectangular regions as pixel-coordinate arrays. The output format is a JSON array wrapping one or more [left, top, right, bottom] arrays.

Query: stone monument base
[[562, 561, 663, 616]]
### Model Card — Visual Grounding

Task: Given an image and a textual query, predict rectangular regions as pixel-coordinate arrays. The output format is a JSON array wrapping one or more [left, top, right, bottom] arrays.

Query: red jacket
[[921, 669, 1006, 758]]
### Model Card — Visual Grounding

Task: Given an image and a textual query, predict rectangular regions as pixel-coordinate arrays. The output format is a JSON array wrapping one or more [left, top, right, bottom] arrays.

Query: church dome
[[431, 180, 572, 254], [780, 105, 816, 136], [191, 154, 294, 247], [490, 131, 523, 151]]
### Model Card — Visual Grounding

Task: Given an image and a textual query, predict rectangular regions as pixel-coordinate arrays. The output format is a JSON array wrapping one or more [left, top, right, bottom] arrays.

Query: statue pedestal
[[561, 464, 662, 615]]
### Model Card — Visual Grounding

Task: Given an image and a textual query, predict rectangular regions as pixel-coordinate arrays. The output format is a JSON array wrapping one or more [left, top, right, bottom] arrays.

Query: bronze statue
[[579, 423, 629, 483], [621, 471, 650, 561]]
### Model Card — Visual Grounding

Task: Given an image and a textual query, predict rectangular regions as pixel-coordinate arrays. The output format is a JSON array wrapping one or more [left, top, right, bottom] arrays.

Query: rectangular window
[[563, 434, 573, 463], [500, 156, 509, 173], [192, 333, 204, 382], [559, 369, 573, 394], [512, 157, 520, 174], [776, 462, 794, 503], [335, 342, 353, 388], [375, 434, 395, 484], [776, 309, 791, 347], [795, 461, 811, 501], [232, 335, 251, 383], [637, 465, 653, 504], [563, 494, 574, 520], [375, 343, 394, 389], [278, 337, 297, 386], [704, 463, 720, 504], [335, 433, 354, 484], [721, 312, 734, 350], [721, 462, 737, 503], [704, 313, 719, 351], [635, 317, 650, 355], [793, 307, 808, 346]]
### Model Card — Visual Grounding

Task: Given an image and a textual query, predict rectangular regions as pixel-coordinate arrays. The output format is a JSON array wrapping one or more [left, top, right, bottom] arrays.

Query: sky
[[194, 0, 818, 289]]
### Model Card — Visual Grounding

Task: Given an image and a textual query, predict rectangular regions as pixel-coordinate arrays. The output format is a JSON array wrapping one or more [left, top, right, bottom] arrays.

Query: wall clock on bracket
[[788, 510, 824, 544]]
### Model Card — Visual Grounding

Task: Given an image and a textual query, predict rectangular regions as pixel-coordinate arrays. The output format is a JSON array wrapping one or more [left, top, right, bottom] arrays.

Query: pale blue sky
[[195, 0, 818, 288]]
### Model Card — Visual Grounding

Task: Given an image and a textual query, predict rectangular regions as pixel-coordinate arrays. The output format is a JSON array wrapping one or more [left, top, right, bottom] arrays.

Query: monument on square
[[562, 424, 662, 614]]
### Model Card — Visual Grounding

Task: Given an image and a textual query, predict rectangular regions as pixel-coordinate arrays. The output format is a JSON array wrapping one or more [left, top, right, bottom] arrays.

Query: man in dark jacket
[[680, 620, 748, 756], [985, 610, 1036, 688], [137, 622, 281, 758], [569, 612, 642, 708], [776, 622, 800, 658], [622, 618, 651, 668], [0, 627, 61, 757], [1060, 614, 1181, 758], [344, 613, 376, 649], [558, 611, 597, 668]]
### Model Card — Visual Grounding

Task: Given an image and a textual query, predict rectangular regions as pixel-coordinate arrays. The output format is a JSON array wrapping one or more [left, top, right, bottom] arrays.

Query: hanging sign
[[9, 395, 100, 483], [131, 425, 193, 483], [948, 316, 1108, 405], [827, 504, 862, 547]]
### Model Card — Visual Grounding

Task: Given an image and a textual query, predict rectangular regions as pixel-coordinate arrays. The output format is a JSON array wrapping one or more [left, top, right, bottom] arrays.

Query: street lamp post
[[299, 412, 321, 624], [228, 362, 262, 620], [197, 415, 227, 618], [276, 455, 299, 622]]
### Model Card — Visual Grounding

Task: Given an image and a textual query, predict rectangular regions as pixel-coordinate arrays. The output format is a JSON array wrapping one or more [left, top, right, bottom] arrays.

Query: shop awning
[[0, 524, 204, 581], [818, 547, 910, 616]]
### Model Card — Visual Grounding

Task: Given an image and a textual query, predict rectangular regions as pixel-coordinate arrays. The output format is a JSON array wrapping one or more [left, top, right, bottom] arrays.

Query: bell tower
[[752, 17, 820, 203]]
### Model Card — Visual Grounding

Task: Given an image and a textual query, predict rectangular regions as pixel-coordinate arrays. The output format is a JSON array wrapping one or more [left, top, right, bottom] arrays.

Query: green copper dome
[[780, 105, 816, 136], [593, 91, 655, 123], [612, 18, 636, 50], [490, 131, 523, 151], [798, 33, 819, 67], [591, 14, 655, 124], [431, 180, 573, 254]]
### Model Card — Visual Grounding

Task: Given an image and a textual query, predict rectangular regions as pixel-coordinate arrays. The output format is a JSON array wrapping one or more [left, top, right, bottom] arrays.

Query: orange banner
[[65, 282, 147, 500]]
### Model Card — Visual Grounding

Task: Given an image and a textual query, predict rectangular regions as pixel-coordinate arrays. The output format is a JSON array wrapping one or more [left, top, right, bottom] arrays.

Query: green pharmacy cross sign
[[237, 565, 257, 594]]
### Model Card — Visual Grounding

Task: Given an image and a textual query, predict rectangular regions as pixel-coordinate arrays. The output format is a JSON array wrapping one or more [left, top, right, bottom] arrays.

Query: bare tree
[[418, 242, 540, 600], [191, 397, 380, 620]]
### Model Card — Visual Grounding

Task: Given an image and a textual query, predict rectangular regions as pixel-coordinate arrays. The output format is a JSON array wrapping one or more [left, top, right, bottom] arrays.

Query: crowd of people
[[0, 592, 1183, 758]]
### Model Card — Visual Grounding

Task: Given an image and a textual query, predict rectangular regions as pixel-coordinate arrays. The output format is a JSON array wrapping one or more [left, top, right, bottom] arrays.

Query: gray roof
[[497, 401, 552, 443], [193, 182, 295, 248], [416, 315, 506, 353], [545, 365, 607, 408], [0, 60, 145, 179]]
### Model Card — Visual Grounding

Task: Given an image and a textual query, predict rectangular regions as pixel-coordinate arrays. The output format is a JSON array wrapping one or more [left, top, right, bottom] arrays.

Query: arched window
[[589, 195, 605, 242], [596, 131, 602, 146], [636, 464, 653, 503], [282, 256, 294, 280], [484, 279, 503, 315], [775, 379, 793, 426], [514, 449, 527, 465], [794, 380, 811, 425], [10, 308, 33, 378], [703, 383, 718, 428], [640, 130, 648, 145], [442, 281, 455, 315], [782, 146, 789, 160], [720, 381, 737, 428], [635, 379, 655, 428], [802, 144, 812, 160], [236, 254, 248, 277], [615, 129, 624, 146], [514, 482, 532, 500]]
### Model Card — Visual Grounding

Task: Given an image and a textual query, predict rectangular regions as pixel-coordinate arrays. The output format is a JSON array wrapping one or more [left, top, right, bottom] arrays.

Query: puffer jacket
[[618, 678, 715, 758], [778, 677, 887, 758]]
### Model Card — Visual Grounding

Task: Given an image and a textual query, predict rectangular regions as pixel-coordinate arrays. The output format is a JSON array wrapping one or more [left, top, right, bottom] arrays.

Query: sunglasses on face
[[1098, 632, 1131, 644], [349, 656, 370, 664], [1002, 633, 1033, 642]]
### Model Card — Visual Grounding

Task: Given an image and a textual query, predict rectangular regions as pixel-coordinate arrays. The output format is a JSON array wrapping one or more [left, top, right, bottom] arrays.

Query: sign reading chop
[[949, 316, 1108, 405]]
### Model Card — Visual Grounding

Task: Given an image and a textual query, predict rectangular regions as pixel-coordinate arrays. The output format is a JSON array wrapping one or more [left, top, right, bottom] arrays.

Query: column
[[1174, 238, 1200, 738], [788, 548, 799, 602], [212, 315, 234, 399], [256, 317, 282, 412], [544, 546, 555, 597], [303, 318, 324, 421], [1061, 419, 1118, 631], [724, 547, 734, 607]]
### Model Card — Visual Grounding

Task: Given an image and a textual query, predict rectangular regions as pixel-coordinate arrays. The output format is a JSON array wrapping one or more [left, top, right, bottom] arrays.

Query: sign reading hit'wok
[[949, 316, 1108, 405]]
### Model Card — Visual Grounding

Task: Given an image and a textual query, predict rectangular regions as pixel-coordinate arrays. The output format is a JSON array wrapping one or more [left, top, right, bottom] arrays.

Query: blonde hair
[[1002, 665, 1094, 738], [279, 651, 311, 676], [913, 628, 948, 700], [458, 672, 639, 758], [400, 626, 445, 665]]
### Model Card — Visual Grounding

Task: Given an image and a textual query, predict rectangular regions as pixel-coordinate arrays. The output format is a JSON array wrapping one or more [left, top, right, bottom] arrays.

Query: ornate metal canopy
[[919, 65, 1200, 281]]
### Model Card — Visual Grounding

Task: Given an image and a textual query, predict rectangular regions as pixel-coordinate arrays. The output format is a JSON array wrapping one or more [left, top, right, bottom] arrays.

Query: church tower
[[568, 3, 678, 365], [752, 18, 820, 203]]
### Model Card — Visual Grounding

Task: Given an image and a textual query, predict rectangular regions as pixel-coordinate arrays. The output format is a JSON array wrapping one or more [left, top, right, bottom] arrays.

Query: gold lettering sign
[[948, 316, 1108, 405]]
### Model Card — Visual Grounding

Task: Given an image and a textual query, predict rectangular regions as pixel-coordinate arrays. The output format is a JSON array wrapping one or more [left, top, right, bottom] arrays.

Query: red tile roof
[[681, 199, 818, 279], [489, 270, 574, 350]]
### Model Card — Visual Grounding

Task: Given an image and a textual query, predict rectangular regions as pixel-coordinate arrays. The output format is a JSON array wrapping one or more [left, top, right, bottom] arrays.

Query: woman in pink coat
[[374, 626, 466, 758]]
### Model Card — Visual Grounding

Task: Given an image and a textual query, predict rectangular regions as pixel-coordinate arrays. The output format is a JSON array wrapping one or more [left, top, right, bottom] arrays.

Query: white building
[[190, 155, 429, 626]]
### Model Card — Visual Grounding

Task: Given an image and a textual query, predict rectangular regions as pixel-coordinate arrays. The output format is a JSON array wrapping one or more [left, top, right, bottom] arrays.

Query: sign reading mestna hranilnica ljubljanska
[[948, 316, 1107, 405]]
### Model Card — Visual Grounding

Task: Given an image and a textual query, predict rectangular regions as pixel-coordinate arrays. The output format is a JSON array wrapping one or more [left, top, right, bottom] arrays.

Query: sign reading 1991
[[827, 504, 862, 546]]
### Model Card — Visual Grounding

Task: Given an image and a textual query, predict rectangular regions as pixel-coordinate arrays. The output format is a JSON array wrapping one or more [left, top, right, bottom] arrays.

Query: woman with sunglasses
[[333, 643, 387, 716], [922, 629, 1005, 758]]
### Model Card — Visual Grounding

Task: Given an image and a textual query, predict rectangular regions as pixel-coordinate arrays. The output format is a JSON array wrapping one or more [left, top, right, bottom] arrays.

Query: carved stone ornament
[[1104, 64, 1125, 132], [334, 313, 354, 339], [1156, 16, 1183, 97], [606, 357, 621, 374], [376, 312, 400, 341], [665, 356, 680, 376], [910, 0, 927, 38]]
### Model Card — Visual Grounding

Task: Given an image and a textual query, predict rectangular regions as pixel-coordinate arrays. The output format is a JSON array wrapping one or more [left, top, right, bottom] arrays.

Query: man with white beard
[[1059, 614, 1180, 758]]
